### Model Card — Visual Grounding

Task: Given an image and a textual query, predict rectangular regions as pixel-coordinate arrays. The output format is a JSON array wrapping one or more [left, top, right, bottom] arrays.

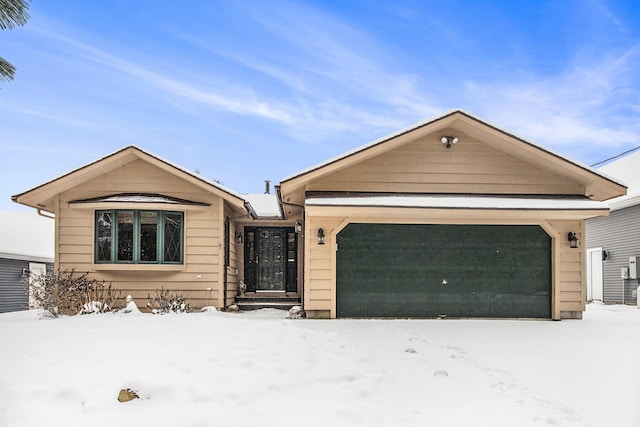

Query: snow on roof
[[243, 194, 282, 218], [0, 211, 54, 261], [598, 149, 640, 210], [306, 194, 608, 211]]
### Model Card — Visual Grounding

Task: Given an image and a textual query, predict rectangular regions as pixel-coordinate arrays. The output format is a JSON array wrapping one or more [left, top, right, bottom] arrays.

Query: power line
[[591, 145, 640, 167]]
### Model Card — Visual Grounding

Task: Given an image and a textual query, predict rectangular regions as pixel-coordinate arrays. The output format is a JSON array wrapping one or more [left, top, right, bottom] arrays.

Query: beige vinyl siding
[[304, 237, 338, 312], [308, 133, 584, 195], [61, 159, 217, 205], [549, 220, 586, 316], [224, 204, 241, 308], [55, 158, 227, 310]]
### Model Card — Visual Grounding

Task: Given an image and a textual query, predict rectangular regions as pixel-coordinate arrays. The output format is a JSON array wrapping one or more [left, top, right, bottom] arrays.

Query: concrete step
[[234, 293, 301, 311], [236, 297, 300, 304], [235, 301, 300, 311]]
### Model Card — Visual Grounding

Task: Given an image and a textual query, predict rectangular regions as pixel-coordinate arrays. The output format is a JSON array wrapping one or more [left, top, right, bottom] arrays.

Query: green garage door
[[336, 224, 551, 318]]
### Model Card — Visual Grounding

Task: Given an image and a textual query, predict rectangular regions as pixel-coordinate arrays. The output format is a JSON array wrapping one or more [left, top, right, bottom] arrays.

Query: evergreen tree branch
[[0, 0, 30, 30], [0, 56, 16, 81]]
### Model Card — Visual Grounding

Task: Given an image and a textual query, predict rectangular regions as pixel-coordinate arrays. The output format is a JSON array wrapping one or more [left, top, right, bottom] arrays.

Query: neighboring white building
[[0, 211, 54, 313], [586, 150, 640, 304]]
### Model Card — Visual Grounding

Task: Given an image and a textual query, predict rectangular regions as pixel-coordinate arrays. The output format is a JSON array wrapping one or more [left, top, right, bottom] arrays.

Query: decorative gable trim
[[69, 193, 210, 206]]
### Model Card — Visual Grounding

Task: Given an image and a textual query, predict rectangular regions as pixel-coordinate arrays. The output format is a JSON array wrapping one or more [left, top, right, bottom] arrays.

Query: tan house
[[12, 110, 626, 319]]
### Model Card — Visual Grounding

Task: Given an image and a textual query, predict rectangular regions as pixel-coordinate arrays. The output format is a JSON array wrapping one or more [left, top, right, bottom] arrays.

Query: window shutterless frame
[[94, 210, 183, 264]]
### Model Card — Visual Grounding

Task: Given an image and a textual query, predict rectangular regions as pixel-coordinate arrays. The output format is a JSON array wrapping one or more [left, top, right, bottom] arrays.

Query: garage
[[336, 223, 551, 318]]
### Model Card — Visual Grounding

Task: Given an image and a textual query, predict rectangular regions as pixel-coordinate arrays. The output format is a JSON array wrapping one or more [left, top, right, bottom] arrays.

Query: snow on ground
[[0, 303, 639, 427]]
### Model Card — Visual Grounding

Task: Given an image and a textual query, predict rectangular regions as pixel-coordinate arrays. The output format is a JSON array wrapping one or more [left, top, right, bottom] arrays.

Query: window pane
[[287, 232, 296, 262], [96, 211, 112, 262], [247, 232, 255, 262], [117, 211, 134, 262], [140, 211, 158, 262], [163, 213, 182, 263]]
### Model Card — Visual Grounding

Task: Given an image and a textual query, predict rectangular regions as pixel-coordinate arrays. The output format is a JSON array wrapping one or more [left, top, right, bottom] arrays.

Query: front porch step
[[234, 295, 301, 311]]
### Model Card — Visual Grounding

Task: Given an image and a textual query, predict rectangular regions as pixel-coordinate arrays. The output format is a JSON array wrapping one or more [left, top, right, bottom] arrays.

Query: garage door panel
[[336, 224, 551, 318]]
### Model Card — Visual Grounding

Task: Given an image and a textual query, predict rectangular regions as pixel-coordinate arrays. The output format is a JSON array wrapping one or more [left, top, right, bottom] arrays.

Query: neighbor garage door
[[336, 224, 551, 318]]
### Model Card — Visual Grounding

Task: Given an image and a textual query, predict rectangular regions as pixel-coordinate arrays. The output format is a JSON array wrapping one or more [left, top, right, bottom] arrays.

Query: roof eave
[[280, 110, 627, 202], [12, 145, 249, 214]]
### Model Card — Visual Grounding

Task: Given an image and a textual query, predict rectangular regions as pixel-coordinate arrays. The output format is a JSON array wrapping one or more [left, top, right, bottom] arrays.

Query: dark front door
[[245, 227, 297, 293], [257, 228, 285, 291]]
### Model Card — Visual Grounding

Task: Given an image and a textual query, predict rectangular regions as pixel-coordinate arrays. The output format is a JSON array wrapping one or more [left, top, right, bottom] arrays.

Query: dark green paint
[[336, 224, 551, 318], [94, 210, 183, 265]]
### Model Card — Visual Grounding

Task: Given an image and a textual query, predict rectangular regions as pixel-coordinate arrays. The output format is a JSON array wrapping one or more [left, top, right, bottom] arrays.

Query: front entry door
[[244, 227, 297, 293], [257, 228, 285, 291]]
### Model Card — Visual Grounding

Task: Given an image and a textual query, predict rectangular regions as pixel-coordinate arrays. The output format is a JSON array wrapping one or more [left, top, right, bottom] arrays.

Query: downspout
[[275, 185, 306, 310]]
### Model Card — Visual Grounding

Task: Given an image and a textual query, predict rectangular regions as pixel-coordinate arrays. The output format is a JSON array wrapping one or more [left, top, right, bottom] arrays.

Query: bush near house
[[146, 288, 190, 314], [25, 269, 121, 317]]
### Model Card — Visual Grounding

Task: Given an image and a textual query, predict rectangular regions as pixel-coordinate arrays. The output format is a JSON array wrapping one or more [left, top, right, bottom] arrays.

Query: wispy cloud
[[0, 104, 96, 128], [30, 26, 294, 123], [589, 0, 628, 33], [12, 2, 640, 161], [243, 3, 440, 111], [461, 44, 640, 159], [173, 2, 442, 142]]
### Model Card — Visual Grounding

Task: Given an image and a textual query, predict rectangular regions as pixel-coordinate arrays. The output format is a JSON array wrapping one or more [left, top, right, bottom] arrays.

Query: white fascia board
[[306, 195, 608, 211]]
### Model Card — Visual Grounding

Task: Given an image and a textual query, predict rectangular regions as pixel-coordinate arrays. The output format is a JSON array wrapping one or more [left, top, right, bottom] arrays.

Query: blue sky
[[1, 0, 639, 211]]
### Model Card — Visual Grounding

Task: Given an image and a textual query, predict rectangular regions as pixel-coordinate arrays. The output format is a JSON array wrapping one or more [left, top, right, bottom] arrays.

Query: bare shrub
[[147, 287, 190, 314], [25, 269, 121, 317], [78, 281, 122, 314]]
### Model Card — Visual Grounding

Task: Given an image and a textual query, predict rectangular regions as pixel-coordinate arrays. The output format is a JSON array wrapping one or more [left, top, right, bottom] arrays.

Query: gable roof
[[280, 110, 626, 202], [12, 146, 247, 213]]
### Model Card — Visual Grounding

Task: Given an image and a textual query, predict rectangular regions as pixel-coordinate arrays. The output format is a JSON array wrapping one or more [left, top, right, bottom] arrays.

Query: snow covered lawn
[[1, 303, 638, 427]]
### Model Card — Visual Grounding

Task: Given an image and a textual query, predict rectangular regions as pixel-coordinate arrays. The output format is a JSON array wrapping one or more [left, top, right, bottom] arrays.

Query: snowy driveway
[[0, 304, 638, 427]]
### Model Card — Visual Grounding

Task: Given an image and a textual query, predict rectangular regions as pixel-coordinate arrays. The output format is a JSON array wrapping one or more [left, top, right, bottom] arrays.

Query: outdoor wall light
[[317, 228, 325, 245], [440, 136, 459, 149], [235, 232, 243, 244], [567, 232, 579, 249], [295, 220, 302, 233]]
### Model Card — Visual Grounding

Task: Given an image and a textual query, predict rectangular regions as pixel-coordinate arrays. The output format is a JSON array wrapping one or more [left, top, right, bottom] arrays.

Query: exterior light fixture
[[440, 136, 459, 149], [567, 232, 579, 249], [235, 232, 243, 244], [317, 228, 325, 245], [294, 220, 302, 233]]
